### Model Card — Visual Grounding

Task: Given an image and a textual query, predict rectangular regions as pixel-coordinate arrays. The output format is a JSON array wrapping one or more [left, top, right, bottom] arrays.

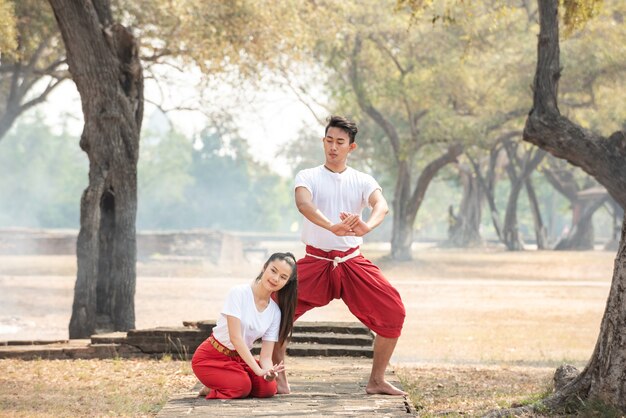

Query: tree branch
[[348, 34, 402, 160]]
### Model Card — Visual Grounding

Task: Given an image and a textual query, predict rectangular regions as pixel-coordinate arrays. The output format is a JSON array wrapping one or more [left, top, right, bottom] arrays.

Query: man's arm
[[365, 189, 389, 230], [295, 186, 357, 236]]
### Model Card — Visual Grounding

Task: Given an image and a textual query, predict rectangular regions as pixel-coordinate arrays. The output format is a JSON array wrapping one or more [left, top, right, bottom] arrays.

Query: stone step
[[1, 321, 374, 360], [0, 341, 145, 360], [185, 320, 373, 336], [90, 331, 127, 344], [1, 339, 69, 346], [290, 332, 373, 346], [91, 330, 373, 347], [293, 321, 372, 336], [123, 328, 206, 355], [252, 342, 373, 358]]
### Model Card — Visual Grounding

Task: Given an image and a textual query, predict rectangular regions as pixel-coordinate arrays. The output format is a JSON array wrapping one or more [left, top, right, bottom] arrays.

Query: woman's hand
[[262, 361, 285, 381]]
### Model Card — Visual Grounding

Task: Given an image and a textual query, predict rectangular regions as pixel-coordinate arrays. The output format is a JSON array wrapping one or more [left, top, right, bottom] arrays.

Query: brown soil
[[0, 244, 615, 416]]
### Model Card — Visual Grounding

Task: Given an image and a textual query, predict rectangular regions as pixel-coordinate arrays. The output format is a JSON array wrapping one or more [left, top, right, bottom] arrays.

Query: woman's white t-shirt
[[211, 284, 281, 350], [295, 165, 381, 251]]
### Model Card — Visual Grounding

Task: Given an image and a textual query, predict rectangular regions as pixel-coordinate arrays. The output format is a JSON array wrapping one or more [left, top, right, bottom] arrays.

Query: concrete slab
[[158, 357, 416, 417]]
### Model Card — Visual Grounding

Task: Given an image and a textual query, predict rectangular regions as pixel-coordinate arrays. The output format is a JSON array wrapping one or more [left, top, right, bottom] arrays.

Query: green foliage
[[0, 113, 87, 227], [512, 378, 553, 408], [561, 0, 604, 35], [115, 0, 314, 76], [136, 114, 296, 231], [0, 0, 60, 62], [574, 397, 624, 417], [559, 0, 626, 132], [0, 112, 296, 232], [0, 0, 17, 57]]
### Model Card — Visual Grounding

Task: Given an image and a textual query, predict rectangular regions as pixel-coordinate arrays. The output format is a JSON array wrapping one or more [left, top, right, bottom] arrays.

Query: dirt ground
[[0, 242, 614, 366], [0, 243, 617, 416]]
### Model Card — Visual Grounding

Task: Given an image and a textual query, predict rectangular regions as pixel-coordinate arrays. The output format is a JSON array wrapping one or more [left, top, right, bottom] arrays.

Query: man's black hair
[[325, 115, 358, 144]]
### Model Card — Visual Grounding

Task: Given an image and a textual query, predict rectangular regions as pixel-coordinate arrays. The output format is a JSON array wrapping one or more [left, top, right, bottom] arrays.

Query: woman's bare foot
[[276, 373, 291, 394], [365, 379, 407, 396], [198, 385, 210, 397]]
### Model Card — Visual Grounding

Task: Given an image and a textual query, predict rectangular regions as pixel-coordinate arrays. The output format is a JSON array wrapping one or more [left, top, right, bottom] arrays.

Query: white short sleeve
[[362, 173, 381, 208], [263, 307, 281, 342], [295, 169, 313, 194], [221, 287, 244, 319]]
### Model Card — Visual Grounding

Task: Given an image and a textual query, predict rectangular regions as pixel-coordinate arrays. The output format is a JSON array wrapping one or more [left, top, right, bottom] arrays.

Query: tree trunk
[[490, 0, 626, 414], [390, 211, 414, 261], [48, 0, 143, 338], [605, 200, 624, 251], [469, 147, 504, 242], [446, 164, 483, 247], [524, 176, 548, 249], [502, 176, 525, 251], [390, 162, 414, 261], [389, 145, 463, 260], [542, 163, 607, 250], [555, 197, 607, 250], [501, 141, 545, 251]]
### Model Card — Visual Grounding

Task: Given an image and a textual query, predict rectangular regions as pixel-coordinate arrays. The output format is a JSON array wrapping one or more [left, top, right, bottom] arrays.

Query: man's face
[[322, 127, 356, 165]]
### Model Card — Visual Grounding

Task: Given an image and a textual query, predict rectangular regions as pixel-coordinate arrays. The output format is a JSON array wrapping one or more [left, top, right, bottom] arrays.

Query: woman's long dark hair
[[256, 252, 298, 345]]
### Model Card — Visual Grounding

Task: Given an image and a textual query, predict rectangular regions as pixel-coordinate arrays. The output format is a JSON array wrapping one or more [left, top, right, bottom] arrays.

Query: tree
[[46, 0, 144, 338], [0, 0, 68, 141], [34, 0, 314, 338], [501, 139, 546, 250], [543, 157, 609, 250], [491, 0, 626, 414], [445, 162, 483, 247], [298, 1, 472, 260]]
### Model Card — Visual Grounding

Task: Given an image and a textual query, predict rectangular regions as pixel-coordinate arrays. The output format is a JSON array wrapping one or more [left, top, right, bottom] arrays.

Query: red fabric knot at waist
[[208, 334, 239, 357]]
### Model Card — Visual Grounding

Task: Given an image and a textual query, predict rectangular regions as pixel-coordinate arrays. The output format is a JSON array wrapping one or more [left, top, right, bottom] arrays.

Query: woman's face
[[260, 259, 292, 292]]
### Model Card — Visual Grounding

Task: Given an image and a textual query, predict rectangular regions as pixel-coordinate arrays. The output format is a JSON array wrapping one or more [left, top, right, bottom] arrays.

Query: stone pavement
[[157, 357, 417, 417]]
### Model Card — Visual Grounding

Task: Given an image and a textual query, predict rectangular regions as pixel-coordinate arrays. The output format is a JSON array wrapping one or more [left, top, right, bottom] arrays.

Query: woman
[[191, 252, 298, 399]]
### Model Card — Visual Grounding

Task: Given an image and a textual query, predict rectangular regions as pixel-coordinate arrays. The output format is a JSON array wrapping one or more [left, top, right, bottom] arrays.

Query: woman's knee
[[209, 379, 252, 399], [230, 382, 253, 399], [250, 378, 277, 398]]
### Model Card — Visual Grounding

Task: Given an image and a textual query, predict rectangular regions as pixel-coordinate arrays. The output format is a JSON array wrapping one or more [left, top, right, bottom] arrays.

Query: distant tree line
[[0, 113, 296, 232]]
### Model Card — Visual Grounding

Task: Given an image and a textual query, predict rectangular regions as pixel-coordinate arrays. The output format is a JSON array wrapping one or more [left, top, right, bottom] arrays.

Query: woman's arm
[[258, 340, 275, 370], [258, 340, 284, 381], [226, 315, 267, 376]]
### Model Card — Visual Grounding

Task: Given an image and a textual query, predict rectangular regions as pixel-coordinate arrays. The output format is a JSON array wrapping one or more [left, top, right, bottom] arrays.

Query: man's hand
[[340, 212, 371, 237], [329, 213, 359, 236]]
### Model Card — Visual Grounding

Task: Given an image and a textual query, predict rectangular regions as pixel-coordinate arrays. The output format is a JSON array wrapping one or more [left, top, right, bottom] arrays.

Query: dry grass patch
[[396, 364, 555, 417], [0, 357, 196, 417]]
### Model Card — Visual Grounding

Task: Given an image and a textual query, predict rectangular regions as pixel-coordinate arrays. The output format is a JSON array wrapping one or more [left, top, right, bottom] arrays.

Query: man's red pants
[[191, 337, 277, 399], [295, 246, 405, 338]]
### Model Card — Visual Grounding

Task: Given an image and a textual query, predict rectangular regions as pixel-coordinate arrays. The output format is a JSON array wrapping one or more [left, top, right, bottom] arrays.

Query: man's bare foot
[[276, 372, 291, 394], [198, 385, 210, 397], [365, 379, 407, 396]]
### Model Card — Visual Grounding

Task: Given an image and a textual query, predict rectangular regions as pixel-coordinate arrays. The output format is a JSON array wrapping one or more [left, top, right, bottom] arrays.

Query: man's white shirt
[[295, 165, 381, 251]]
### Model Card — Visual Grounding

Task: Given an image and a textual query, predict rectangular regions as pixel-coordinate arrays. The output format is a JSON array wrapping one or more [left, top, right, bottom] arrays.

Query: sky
[[38, 66, 326, 178]]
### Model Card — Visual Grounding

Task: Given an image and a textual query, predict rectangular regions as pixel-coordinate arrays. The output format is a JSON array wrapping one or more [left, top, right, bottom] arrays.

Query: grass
[[0, 247, 619, 416], [0, 357, 196, 417], [395, 364, 555, 417]]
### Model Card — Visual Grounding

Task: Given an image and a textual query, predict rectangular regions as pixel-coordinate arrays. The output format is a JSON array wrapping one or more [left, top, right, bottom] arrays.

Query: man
[[273, 115, 406, 396]]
